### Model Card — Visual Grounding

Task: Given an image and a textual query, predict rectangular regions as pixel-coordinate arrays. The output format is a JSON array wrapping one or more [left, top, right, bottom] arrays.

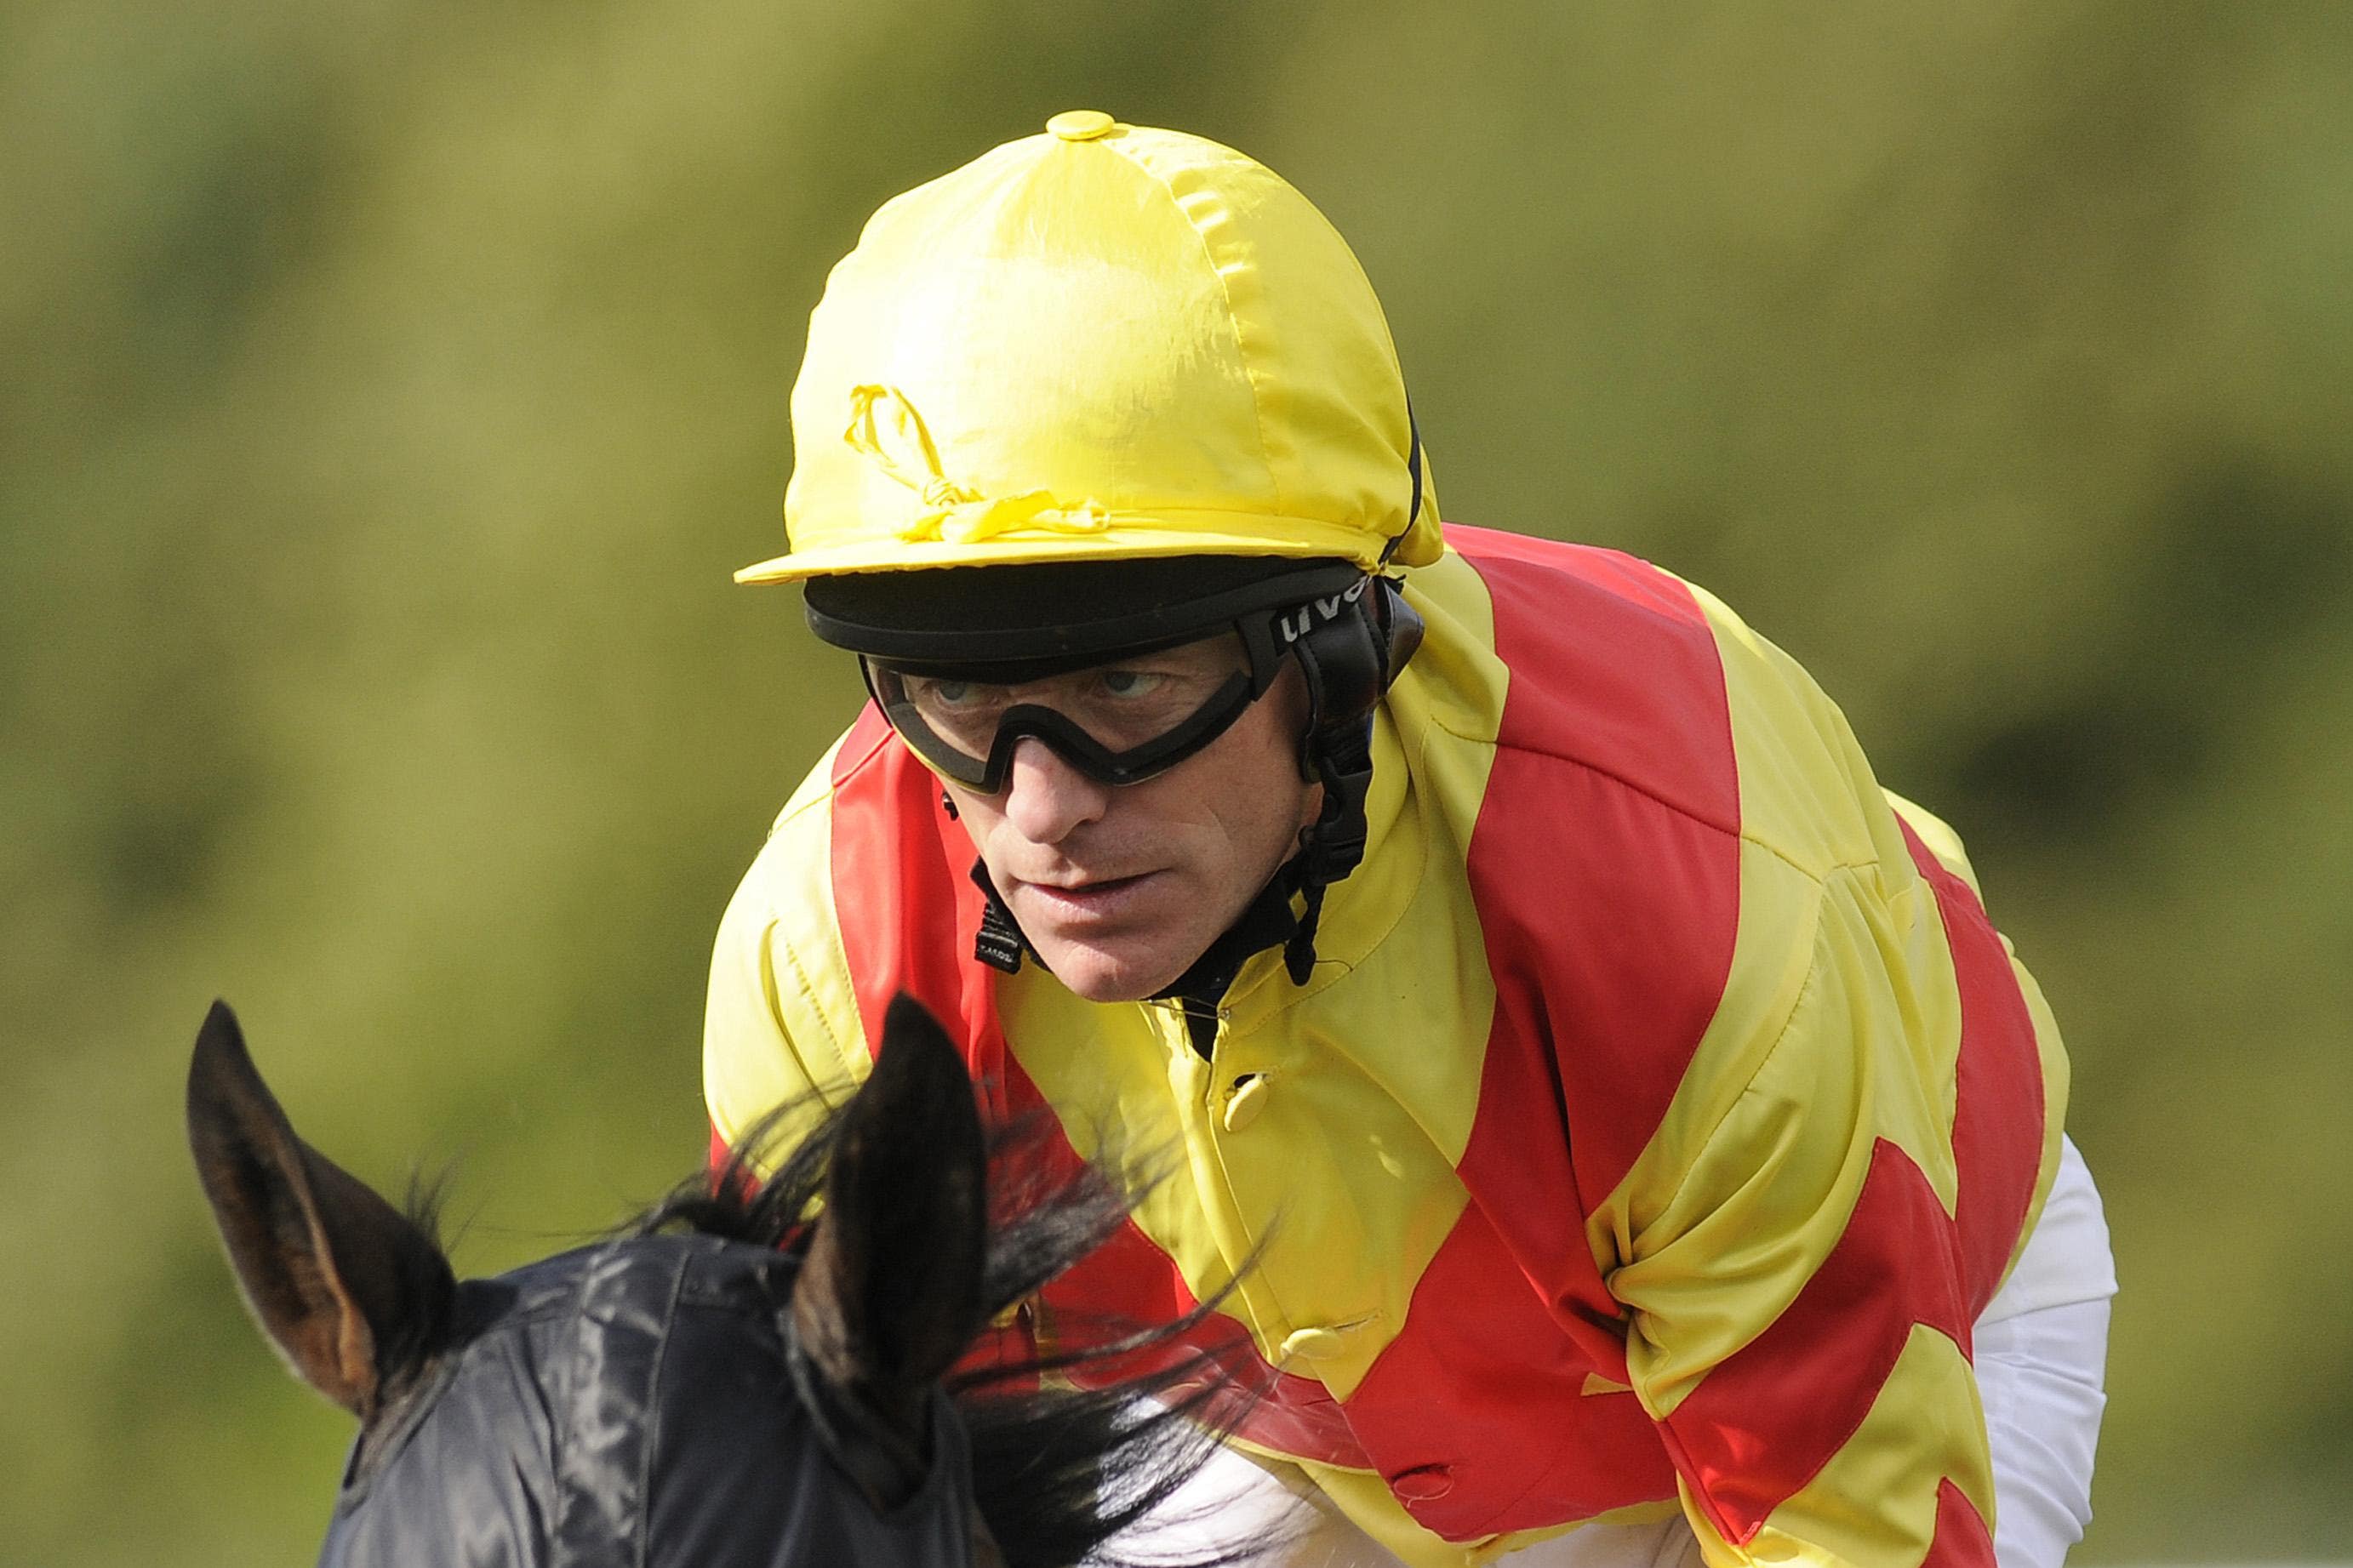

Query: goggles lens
[[865, 636, 1263, 791]]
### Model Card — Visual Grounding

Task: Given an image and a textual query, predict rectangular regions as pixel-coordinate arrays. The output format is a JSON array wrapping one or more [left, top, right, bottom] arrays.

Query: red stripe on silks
[[1344, 1204, 1677, 1540], [1897, 820, 2047, 1320], [829, 707, 1037, 1373], [825, 711, 1362, 1459], [1448, 527, 1740, 837], [1456, 983, 1638, 1382], [1314, 529, 1735, 1534], [1451, 526, 1742, 1212], [828, 707, 1000, 1086], [1442, 525, 1720, 640], [705, 1121, 754, 1201], [1923, 1478, 1996, 1568], [1660, 1138, 1973, 1546]]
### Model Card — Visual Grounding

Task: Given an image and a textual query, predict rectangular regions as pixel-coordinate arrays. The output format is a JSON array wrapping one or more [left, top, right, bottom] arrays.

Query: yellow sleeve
[[701, 739, 873, 1169]]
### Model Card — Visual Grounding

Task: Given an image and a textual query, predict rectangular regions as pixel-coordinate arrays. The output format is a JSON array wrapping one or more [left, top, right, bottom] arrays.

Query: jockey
[[701, 112, 2115, 1568]]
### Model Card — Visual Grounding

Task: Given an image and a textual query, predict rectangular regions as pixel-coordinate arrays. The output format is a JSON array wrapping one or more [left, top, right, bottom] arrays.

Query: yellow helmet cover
[[737, 111, 1441, 585]]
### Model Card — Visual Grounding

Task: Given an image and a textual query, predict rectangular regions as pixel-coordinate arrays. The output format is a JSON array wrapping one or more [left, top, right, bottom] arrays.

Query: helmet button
[[1046, 109, 1116, 142]]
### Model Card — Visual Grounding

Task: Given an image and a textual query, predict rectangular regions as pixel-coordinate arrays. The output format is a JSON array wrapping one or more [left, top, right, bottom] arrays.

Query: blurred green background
[[5, 2, 2349, 1563]]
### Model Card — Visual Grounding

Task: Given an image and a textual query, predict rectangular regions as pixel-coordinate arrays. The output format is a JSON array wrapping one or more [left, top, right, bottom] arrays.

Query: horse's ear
[[792, 993, 987, 1478], [186, 1001, 454, 1419]]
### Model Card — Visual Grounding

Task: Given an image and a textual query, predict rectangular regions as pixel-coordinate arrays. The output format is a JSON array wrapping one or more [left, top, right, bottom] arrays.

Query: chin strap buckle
[[968, 861, 1031, 975]]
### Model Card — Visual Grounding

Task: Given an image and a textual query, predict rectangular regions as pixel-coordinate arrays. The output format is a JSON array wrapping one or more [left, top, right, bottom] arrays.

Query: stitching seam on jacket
[[767, 919, 850, 1114]]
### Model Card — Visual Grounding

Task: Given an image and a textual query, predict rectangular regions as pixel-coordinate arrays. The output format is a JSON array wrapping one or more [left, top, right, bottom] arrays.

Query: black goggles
[[861, 630, 1280, 793]]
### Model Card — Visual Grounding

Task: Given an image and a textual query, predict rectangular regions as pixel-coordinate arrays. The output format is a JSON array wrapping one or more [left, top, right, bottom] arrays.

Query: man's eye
[[1099, 670, 1166, 698], [923, 679, 975, 705]]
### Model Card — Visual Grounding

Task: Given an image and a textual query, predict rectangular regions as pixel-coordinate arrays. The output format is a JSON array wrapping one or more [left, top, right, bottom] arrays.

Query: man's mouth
[[1014, 870, 1162, 920]]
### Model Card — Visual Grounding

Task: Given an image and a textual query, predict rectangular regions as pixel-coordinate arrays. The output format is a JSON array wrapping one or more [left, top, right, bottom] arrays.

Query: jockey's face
[[936, 641, 1320, 1003]]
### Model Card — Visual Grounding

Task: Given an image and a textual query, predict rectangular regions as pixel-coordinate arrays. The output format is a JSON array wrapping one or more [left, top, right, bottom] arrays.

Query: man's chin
[[1027, 932, 1188, 1005]]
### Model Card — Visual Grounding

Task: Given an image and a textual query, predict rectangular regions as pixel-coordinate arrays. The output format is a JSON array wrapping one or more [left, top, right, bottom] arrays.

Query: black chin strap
[[1281, 577, 1419, 984], [1155, 858, 1305, 1055]]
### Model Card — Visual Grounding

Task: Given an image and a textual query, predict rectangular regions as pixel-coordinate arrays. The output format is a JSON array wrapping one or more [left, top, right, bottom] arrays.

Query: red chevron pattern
[[1660, 1136, 1972, 1544], [1923, 1479, 1995, 1568], [1453, 528, 1743, 1209], [1653, 824, 2044, 1559], [1899, 819, 2047, 1315]]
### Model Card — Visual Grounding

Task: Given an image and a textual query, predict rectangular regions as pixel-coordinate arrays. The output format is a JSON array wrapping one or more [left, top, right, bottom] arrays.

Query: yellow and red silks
[[703, 525, 2069, 1568]]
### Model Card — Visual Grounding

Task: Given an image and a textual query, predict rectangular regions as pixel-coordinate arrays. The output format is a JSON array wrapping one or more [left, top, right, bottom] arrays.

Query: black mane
[[628, 1103, 1259, 1568]]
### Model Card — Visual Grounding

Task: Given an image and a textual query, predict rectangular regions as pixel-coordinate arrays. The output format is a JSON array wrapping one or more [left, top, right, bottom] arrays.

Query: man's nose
[[1000, 737, 1111, 843]]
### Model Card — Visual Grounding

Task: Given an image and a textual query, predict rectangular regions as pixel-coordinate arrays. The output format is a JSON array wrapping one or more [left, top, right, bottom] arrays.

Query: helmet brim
[[734, 508, 1416, 585]]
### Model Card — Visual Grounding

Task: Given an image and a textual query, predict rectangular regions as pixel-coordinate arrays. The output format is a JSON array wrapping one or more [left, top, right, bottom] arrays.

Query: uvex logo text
[[1277, 579, 1368, 643]]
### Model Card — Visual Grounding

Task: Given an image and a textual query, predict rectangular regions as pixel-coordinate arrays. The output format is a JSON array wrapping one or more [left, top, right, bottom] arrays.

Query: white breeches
[[1104, 1137, 2115, 1568]]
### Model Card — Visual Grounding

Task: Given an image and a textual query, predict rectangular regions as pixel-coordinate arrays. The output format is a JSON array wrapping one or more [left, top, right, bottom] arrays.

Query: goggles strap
[[1282, 581, 1398, 982]]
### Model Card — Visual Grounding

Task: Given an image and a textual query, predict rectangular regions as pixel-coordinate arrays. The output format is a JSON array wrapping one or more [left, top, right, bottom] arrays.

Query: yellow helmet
[[735, 110, 1440, 586]]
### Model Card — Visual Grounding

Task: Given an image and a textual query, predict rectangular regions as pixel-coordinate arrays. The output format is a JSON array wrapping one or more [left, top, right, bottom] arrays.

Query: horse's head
[[186, 995, 1072, 1568]]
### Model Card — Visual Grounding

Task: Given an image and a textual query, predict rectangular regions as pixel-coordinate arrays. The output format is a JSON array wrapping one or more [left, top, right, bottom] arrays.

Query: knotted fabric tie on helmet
[[845, 385, 1111, 546]]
